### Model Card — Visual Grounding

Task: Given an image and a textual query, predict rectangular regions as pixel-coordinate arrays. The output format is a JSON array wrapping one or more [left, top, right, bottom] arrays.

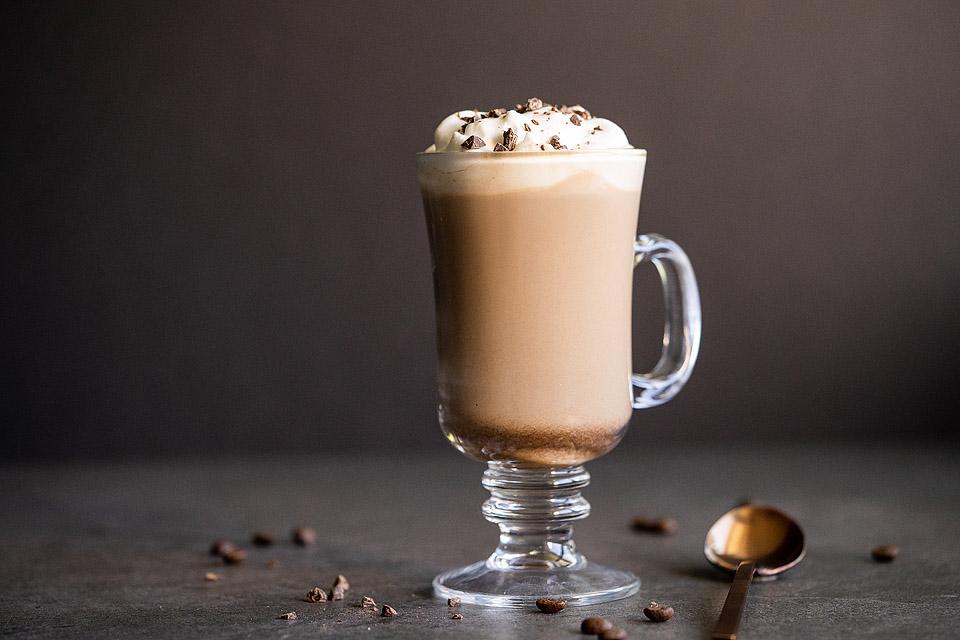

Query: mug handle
[[632, 234, 702, 409]]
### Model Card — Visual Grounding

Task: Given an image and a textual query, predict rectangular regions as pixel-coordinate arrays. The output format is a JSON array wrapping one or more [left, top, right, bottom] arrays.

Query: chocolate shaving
[[530, 119, 539, 125], [515, 97, 544, 113], [549, 135, 566, 150], [569, 114, 582, 126], [523, 123, 531, 132], [461, 135, 486, 150], [503, 128, 518, 151], [493, 143, 508, 152]]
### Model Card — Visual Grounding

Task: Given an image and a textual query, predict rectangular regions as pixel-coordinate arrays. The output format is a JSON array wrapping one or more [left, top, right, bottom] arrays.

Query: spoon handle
[[712, 560, 756, 640]]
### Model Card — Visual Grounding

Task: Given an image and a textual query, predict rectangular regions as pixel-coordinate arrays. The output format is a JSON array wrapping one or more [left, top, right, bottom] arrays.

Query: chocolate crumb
[[451, 613, 463, 620], [251, 531, 274, 546], [447, 597, 461, 607], [594, 125, 603, 132], [291, 526, 316, 546], [523, 123, 531, 132], [540, 144, 545, 150], [503, 128, 518, 150], [277, 612, 297, 621], [643, 601, 674, 622], [548, 135, 566, 150], [381, 604, 398, 617], [530, 119, 539, 125], [535, 597, 567, 613], [209, 539, 235, 557], [569, 114, 582, 126], [221, 548, 247, 565], [306, 587, 327, 603], [204, 572, 222, 582], [461, 135, 486, 150], [361, 595, 377, 609], [487, 108, 507, 118], [493, 143, 508, 152], [525, 97, 543, 112]]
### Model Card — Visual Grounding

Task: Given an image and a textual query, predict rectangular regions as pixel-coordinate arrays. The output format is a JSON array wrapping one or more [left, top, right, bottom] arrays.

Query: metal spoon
[[704, 504, 806, 640]]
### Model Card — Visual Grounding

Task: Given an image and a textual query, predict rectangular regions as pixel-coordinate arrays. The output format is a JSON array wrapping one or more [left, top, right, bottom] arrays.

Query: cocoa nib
[[515, 97, 543, 113], [643, 601, 674, 622], [535, 597, 567, 613], [361, 595, 377, 609], [451, 613, 463, 620], [305, 587, 327, 603], [631, 516, 678, 535], [461, 135, 486, 150], [381, 604, 398, 617], [523, 123, 531, 132], [493, 143, 509, 152], [487, 108, 507, 118], [277, 612, 297, 620], [569, 114, 582, 126], [447, 597, 461, 607], [548, 135, 566, 150]]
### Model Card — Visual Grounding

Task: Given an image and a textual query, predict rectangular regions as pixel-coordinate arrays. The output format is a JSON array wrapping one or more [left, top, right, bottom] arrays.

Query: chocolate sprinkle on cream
[[531, 119, 539, 125], [461, 135, 486, 150], [523, 123, 531, 132], [570, 114, 582, 126], [549, 135, 565, 150], [487, 108, 507, 118]]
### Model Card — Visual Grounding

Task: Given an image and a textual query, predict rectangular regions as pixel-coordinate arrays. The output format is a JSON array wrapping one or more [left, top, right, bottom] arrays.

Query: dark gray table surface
[[1, 443, 959, 639]]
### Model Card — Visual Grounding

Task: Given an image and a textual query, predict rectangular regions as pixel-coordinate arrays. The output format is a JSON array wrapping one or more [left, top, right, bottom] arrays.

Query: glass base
[[434, 559, 640, 608], [433, 462, 640, 607]]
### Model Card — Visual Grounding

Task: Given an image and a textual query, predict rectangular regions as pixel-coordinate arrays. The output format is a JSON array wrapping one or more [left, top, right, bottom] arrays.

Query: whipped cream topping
[[426, 98, 631, 153]]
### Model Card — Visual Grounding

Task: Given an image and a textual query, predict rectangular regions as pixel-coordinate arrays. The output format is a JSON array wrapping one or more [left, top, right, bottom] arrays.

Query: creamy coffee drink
[[418, 99, 645, 466]]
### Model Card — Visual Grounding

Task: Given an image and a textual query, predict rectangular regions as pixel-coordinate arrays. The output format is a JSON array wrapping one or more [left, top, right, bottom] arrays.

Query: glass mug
[[417, 149, 701, 607]]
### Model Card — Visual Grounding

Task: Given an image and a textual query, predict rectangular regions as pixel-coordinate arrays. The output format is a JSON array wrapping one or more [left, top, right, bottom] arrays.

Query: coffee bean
[[277, 612, 297, 620], [599, 627, 627, 639], [580, 616, 612, 634], [204, 572, 222, 582], [631, 516, 678, 535], [643, 601, 674, 622], [209, 539, 235, 557], [451, 613, 463, 620], [447, 597, 461, 607], [221, 548, 247, 565], [305, 587, 327, 603], [871, 545, 899, 562], [251, 532, 274, 546], [535, 597, 567, 613], [381, 604, 398, 617], [291, 526, 317, 546]]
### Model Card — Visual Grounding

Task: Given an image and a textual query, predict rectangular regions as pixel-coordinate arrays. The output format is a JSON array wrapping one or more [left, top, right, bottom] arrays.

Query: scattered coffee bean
[[599, 627, 627, 640], [331, 585, 346, 601], [643, 601, 674, 622], [277, 612, 297, 620], [291, 526, 316, 546], [361, 595, 377, 609], [204, 572, 222, 582], [251, 532, 274, 547], [451, 613, 463, 620], [305, 587, 327, 603], [580, 616, 613, 634], [871, 545, 899, 562], [447, 597, 461, 608], [332, 574, 350, 592], [381, 604, 398, 617], [209, 539, 235, 557], [221, 548, 247, 565], [631, 516, 678, 535], [535, 597, 567, 613]]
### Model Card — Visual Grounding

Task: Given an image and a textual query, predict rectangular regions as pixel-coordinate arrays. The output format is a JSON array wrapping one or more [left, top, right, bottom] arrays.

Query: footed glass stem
[[433, 462, 639, 607]]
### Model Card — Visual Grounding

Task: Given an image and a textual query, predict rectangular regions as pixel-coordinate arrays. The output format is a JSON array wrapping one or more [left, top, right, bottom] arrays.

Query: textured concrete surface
[[1, 444, 958, 639]]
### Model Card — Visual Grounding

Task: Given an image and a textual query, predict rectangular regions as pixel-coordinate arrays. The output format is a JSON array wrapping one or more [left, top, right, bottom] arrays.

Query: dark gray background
[[3, 1, 959, 458]]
